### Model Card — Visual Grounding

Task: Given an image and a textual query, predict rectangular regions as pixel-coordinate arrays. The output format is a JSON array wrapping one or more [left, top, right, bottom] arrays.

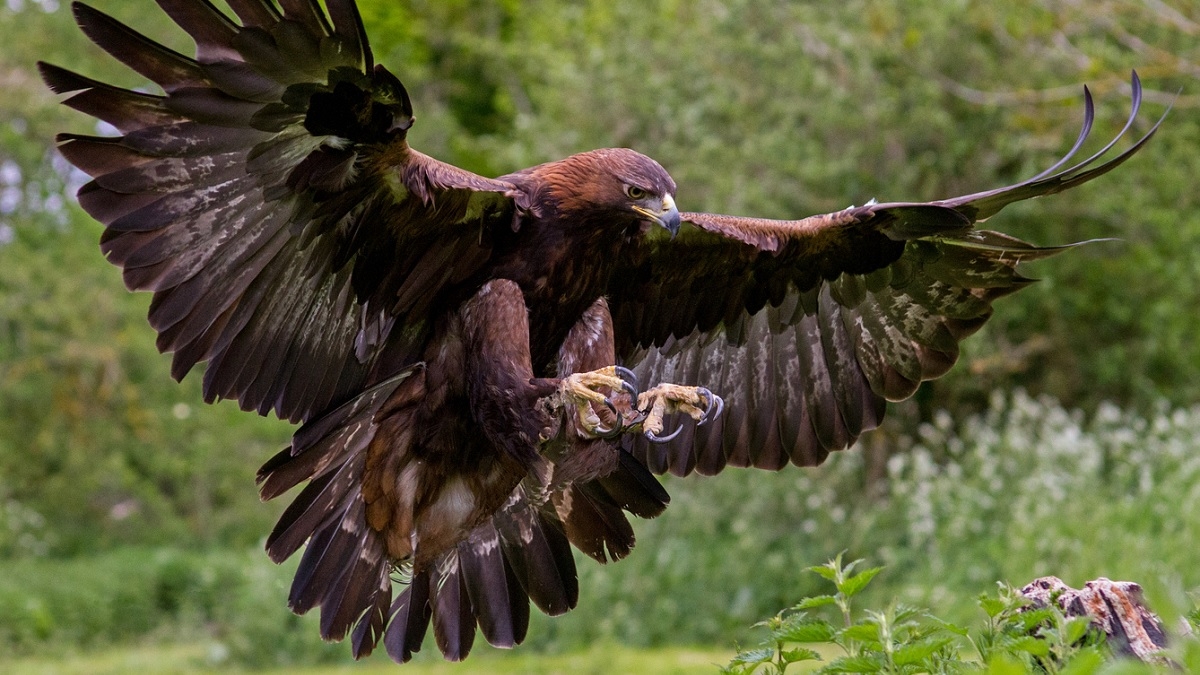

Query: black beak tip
[[663, 211, 681, 237]]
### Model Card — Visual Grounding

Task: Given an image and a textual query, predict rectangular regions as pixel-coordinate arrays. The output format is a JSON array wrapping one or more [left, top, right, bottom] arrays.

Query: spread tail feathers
[[371, 487, 574, 662]]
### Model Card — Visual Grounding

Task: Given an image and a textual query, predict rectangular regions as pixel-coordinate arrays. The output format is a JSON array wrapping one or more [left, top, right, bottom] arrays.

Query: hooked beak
[[636, 194, 681, 237]]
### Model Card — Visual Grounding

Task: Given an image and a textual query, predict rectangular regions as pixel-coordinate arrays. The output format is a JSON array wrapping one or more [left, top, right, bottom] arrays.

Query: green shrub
[[211, 553, 346, 667], [0, 547, 345, 666], [725, 555, 1200, 674]]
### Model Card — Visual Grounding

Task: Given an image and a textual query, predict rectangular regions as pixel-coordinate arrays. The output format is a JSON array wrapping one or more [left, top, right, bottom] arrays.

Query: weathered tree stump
[[1020, 576, 1169, 662]]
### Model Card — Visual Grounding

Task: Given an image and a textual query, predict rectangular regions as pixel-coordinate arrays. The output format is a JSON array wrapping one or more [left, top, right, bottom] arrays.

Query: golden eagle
[[42, 0, 1163, 663]]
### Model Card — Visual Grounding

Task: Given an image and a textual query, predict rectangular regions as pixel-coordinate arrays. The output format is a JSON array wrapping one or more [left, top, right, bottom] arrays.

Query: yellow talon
[[636, 384, 724, 443], [559, 366, 638, 439]]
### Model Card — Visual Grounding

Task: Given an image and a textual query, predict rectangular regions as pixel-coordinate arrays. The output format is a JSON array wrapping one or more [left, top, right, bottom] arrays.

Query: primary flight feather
[[41, 0, 1164, 663]]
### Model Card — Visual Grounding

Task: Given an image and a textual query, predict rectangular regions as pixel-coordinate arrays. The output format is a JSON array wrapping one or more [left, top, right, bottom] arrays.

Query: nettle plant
[[723, 555, 1200, 675]]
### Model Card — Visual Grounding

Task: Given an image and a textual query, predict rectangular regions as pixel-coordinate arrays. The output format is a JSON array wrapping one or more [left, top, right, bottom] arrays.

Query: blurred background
[[1, 0, 1198, 672]]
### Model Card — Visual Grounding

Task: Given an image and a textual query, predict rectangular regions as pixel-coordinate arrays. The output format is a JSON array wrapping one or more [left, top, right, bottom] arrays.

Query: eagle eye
[[624, 185, 649, 200]]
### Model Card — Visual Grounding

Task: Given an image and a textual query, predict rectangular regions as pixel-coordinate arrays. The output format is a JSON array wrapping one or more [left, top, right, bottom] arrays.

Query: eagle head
[[538, 148, 681, 236]]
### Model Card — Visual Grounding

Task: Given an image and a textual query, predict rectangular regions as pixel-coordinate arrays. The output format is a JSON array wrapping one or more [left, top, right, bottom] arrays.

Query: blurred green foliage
[[0, 547, 345, 664], [0, 0, 1198, 668]]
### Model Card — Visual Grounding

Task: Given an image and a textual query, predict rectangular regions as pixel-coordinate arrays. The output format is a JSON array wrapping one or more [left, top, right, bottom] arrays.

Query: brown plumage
[[42, 0, 1165, 664]]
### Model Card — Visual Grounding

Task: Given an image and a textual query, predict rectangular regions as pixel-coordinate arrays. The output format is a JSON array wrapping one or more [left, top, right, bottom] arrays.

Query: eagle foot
[[636, 384, 724, 444], [559, 366, 640, 439]]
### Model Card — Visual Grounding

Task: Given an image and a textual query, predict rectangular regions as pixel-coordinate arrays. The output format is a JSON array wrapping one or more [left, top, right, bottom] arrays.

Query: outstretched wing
[[41, 0, 522, 422], [611, 75, 1165, 476]]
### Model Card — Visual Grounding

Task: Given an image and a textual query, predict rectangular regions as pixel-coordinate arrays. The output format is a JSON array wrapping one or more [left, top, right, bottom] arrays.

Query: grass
[[2, 642, 734, 675], [2, 392, 1199, 671]]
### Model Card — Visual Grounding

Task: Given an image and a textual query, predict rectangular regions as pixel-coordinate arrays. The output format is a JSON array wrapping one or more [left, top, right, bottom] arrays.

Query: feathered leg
[[456, 279, 556, 476]]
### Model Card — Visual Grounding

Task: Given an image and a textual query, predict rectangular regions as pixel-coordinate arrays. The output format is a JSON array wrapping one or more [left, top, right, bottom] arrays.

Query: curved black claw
[[602, 397, 619, 416], [596, 419, 625, 439], [614, 365, 640, 398], [645, 422, 683, 444], [592, 397, 625, 438], [594, 371, 638, 438], [696, 388, 725, 426]]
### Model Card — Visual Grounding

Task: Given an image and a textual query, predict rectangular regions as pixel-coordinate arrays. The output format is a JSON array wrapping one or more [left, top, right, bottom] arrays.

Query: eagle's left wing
[[609, 76, 1164, 476], [42, 0, 524, 423]]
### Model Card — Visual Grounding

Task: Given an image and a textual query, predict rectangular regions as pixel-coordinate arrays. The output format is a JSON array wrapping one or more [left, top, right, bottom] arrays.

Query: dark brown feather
[[493, 491, 578, 616], [429, 555, 476, 661], [554, 483, 635, 563], [384, 573, 432, 664], [46, 0, 520, 424], [324, 0, 372, 70], [40, 63, 179, 132], [458, 525, 529, 648], [153, 0, 241, 62], [223, 0, 280, 28], [349, 576, 391, 659], [73, 2, 209, 91]]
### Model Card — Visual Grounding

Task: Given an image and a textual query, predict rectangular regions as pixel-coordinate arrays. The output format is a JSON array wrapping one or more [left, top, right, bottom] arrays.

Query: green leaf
[[1182, 638, 1200, 675], [794, 595, 838, 610], [839, 567, 884, 597], [840, 557, 864, 577], [979, 596, 1007, 618], [889, 603, 924, 626], [729, 647, 777, 667], [932, 617, 970, 636], [807, 564, 840, 582], [986, 653, 1029, 675], [1063, 616, 1094, 645], [1186, 608, 1200, 633], [780, 648, 821, 664], [775, 619, 838, 643], [1009, 607, 1054, 632], [893, 636, 956, 666], [840, 622, 881, 643], [1007, 635, 1051, 657], [1059, 647, 1106, 675]]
